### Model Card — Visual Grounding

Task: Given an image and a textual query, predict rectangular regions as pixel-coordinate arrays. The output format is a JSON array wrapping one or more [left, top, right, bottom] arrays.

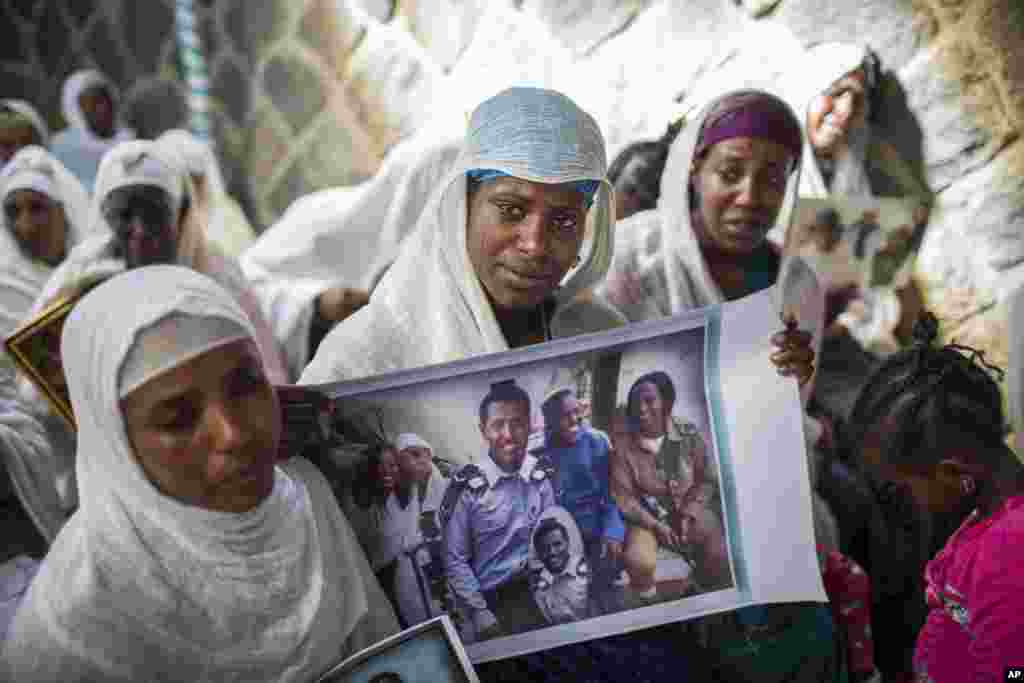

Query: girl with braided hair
[[841, 311, 1024, 682]]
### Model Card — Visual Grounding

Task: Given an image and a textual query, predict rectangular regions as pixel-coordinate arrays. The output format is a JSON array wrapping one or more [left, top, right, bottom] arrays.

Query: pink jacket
[[913, 495, 1024, 682]]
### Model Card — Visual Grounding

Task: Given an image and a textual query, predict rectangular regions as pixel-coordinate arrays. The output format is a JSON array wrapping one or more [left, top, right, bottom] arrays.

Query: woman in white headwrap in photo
[[300, 87, 626, 386], [242, 128, 465, 380], [156, 129, 257, 259], [49, 69, 136, 192], [387, 432, 450, 627], [0, 100, 50, 167], [1, 265, 398, 681]]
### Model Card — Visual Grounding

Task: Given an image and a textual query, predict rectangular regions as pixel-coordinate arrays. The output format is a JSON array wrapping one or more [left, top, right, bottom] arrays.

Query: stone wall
[[0, 0, 255, 216], [2, 0, 1023, 404]]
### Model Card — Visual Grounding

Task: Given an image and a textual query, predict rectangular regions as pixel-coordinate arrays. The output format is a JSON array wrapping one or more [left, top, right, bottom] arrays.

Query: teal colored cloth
[[744, 243, 781, 295], [466, 169, 600, 208]]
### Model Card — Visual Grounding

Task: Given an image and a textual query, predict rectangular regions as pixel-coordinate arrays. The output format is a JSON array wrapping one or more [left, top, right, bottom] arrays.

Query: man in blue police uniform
[[442, 380, 554, 641], [533, 387, 625, 614]]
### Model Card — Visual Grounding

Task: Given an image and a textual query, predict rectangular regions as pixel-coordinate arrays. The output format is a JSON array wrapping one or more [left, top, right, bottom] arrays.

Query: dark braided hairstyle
[[843, 311, 1007, 471]]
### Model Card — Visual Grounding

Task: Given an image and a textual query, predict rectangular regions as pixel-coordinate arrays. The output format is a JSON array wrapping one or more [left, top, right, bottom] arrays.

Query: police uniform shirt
[[443, 453, 555, 612]]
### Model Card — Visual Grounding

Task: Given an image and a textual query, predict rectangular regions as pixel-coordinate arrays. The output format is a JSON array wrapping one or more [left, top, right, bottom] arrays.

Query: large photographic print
[[308, 289, 825, 663]]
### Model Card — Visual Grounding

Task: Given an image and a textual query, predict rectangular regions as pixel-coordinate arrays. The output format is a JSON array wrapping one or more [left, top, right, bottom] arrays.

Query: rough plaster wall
[[1, 0, 1022, 394]]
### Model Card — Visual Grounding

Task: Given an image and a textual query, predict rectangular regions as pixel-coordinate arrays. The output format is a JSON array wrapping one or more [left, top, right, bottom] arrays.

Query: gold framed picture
[[4, 286, 97, 429]]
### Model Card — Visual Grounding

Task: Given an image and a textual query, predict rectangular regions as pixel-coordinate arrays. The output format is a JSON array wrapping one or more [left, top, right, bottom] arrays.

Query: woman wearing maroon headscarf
[[599, 90, 852, 682], [601, 90, 804, 322]]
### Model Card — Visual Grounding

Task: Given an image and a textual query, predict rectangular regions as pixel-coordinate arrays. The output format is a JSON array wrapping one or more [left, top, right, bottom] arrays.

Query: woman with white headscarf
[[31, 138, 288, 383], [301, 87, 718, 683], [0, 100, 50, 167], [49, 69, 135, 192], [242, 128, 465, 380], [0, 146, 94, 548], [157, 129, 257, 259], [782, 42, 931, 205], [1, 265, 398, 681], [300, 87, 624, 385], [0, 146, 92, 336]]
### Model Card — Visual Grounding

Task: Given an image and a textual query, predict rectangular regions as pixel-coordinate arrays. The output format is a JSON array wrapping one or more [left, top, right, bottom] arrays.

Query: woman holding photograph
[[1, 266, 399, 682], [598, 89, 846, 682]]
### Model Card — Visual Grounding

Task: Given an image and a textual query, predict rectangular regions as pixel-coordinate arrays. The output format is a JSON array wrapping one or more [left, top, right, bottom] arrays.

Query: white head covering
[[782, 42, 874, 201], [27, 139, 290, 383], [2, 265, 394, 681], [48, 70, 135, 191], [93, 139, 186, 217], [301, 87, 622, 384], [0, 99, 50, 147], [395, 432, 432, 453], [241, 128, 465, 378], [658, 89, 804, 312], [0, 145, 92, 334], [59, 69, 128, 140], [156, 129, 228, 201], [154, 130, 257, 262]]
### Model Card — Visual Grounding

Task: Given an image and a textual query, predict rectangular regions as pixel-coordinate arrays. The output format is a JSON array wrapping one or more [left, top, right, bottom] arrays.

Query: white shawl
[[300, 87, 621, 384], [0, 99, 51, 148], [0, 147, 95, 544], [1, 265, 397, 682], [28, 139, 289, 383], [0, 145, 93, 336], [156, 129, 257, 259], [241, 127, 464, 379], [49, 70, 135, 191], [781, 42, 874, 202]]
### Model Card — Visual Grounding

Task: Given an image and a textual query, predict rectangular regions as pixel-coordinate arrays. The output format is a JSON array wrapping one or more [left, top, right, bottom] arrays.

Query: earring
[[960, 477, 976, 496]]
